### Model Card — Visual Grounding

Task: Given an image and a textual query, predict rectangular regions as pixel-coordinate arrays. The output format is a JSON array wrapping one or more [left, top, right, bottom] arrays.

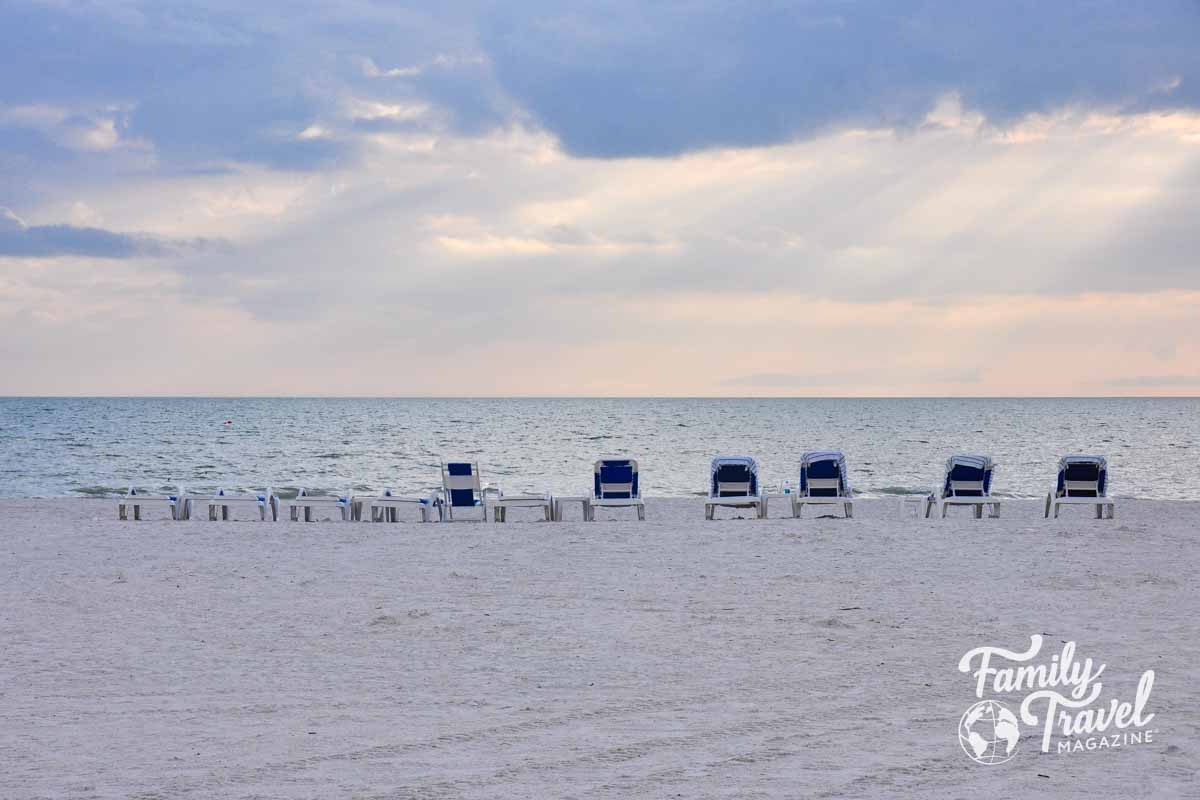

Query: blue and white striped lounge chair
[[207, 487, 278, 521], [440, 461, 487, 521], [589, 457, 645, 521], [705, 456, 764, 519], [1045, 456, 1115, 519], [118, 485, 190, 521], [792, 451, 854, 518], [358, 488, 438, 523], [283, 487, 354, 522], [925, 455, 1000, 518]]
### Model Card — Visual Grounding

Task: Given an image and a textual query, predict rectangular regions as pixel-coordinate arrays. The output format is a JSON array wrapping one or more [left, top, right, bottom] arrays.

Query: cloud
[[5, 1, 1198, 178], [722, 368, 983, 389], [0, 207, 223, 259], [481, 1, 1200, 157], [1105, 375, 1200, 387]]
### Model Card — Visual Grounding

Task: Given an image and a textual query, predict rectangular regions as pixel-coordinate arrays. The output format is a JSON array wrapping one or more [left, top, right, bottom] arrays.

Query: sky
[[1, 0, 1199, 396]]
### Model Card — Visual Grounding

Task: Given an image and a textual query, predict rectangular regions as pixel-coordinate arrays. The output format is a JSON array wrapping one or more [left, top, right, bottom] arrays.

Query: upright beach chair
[[792, 451, 854, 518], [925, 455, 1000, 518], [589, 458, 645, 521], [357, 488, 438, 523], [118, 486, 190, 521], [705, 456, 764, 519], [282, 488, 354, 522], [207, 487, 278, 521], [1045, 456, 1115, 519], [440, 461, 487, 521]]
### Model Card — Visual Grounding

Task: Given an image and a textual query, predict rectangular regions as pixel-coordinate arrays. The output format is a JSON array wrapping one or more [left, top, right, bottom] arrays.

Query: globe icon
[[958, 700, 1021, 764]]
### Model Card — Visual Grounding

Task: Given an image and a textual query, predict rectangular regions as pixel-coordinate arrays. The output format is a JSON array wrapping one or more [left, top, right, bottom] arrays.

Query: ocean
[[0, 397, 1195, 499]]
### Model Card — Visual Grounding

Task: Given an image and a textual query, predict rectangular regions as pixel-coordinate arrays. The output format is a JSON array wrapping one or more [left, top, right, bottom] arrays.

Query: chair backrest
[[594, 458, 639, 499], [442, 461, 482, 507], [711, 456, 758, 497], [1057, 455, 1107, 498], [943, 455, 993, 497], [800, 451, 848, 497]]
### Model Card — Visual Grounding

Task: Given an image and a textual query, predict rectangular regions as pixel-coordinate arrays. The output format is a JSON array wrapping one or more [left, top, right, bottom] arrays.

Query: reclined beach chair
[[792, 451, 854, 518], [282, 487, 354, 522], [925, 455, 1000, 518], [705, 456, 764, 519], [589, 457, 645, 520], [207, 487, 278, 521], [358, 488, 438, 523], [1045, 455, 1115, 519], [118, 486, 190, 521], [440, 461, 487, 521], [491, 486, 554, 522]]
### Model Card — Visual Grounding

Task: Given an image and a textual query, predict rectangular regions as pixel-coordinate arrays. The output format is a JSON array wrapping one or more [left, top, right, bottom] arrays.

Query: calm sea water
[[0, 398, 1196, 499]]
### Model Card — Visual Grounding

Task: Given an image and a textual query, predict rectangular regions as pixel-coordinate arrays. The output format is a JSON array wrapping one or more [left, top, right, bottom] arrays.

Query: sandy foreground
[[1, 497, 1197, 799]]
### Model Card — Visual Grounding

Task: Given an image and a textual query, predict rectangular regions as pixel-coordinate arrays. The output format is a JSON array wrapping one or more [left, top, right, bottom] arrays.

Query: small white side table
[[552, 495, 590, 522], [759, 491, 792, 519], [899, 495, 925, 518]]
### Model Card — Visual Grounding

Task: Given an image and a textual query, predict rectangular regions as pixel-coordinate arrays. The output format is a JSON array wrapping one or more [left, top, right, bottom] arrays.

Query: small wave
[[72, 485, 124, 497], [870, 486, 930, 496]]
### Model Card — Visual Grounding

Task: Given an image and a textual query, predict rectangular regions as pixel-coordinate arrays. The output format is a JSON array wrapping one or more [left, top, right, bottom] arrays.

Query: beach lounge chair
[[925, 455, 1000, 518], [705, 456, 764, 519], [207, 487, 278, 521], [491, 488, 554, 522], [357, 489, 438, 523], [589, 457, 645, 521], [118, 486, 190, 521], [1045, 456, 1115, 519], [440, 461, 487, 521], [792, 451, 854, 518], [282, 488, 353, 522]]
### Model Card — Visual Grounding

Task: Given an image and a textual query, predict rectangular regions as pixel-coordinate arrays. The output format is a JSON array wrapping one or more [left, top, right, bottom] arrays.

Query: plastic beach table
[[552, 494, 590, 522]]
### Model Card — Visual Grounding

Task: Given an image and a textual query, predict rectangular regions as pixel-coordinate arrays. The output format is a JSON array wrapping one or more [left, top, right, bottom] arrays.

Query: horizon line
[[3, 394, 1198, 401]]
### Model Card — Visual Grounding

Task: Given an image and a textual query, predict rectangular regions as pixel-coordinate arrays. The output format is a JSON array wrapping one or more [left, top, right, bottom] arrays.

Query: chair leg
[[637, 505, 645, 521]]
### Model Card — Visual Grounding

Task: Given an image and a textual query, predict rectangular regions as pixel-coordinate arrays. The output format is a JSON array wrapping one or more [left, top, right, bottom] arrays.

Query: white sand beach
[[2, 497, 1197, 798]]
